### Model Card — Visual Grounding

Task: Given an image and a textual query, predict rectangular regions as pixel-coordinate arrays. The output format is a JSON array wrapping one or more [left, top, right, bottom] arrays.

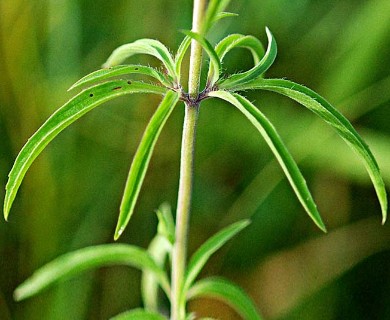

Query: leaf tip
[[114, 227, 123, 241], [13, 286, 26, 302], [101, 62, 111, 69], [179, 29, 191, 37], [3, 197, 10, 221], [382, 214, 387, 225], [67, 83, 77, 92], [241, 219, 251, 228], [318, 222, 327, 233]]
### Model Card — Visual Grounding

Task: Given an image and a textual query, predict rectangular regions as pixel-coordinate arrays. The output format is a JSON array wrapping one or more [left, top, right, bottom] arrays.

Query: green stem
[[171, 0, 206, 319]]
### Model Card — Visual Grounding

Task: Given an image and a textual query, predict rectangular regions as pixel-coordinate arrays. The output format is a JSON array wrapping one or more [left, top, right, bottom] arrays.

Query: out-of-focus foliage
[[0, 0, 389, 319]]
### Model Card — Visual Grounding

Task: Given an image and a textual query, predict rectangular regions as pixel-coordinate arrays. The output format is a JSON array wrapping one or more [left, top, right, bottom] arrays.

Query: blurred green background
[[1, 0, 390, 319]]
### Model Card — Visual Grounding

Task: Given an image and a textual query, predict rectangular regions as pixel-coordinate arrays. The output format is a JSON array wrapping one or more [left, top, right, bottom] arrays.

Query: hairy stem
[[171, 0, 206, 319]]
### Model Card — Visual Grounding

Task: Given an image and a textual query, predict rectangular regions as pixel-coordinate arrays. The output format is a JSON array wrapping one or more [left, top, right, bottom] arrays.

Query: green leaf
[[203, 0, 232, 33], [215, 34, 265, 65], [141, 234, 172, 310], [209, 90, 326, 232], [114, 91, 180, 240], [183, 220, 250, 293], [3, 80, 166, 221], [142, 203, 174, 310], [103, 39, 176, 81], [213, 12, 239, 23], [156, 202, 176, 244], [180, 30, 221, 85], [175, 36, 191, 84], [14, 244, 170, 301], [188, 277, 262, 320], [218, 28, 277, 89], [110, 308, 167, 320], [210, 34, 265, 80], [243, 78, 388, 223], [68, 65, 172, 90]]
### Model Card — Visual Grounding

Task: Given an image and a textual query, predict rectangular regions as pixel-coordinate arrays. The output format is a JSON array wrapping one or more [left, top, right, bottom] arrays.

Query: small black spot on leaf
[[89, 93, 94, 97], [112, 86, 122, 91], [127, 81, 132, 85], [134, 67, 139, 71]]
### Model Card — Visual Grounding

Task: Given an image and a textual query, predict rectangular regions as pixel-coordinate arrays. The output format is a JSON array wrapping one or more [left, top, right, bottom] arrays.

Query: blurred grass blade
[[14, 244, 170, 301], [156, 202, 175, 244], [3, 80, 166, 221], [203, 0, 231, 33], [188, 277, 262, 320], [247, 78, 388, 223], [115, 91, 180, 240], [183, 220, 250, 292], [69, 65, 172, 90], [218, 28, 277, 89], [181, 30, 221, 85], [110, 309, 167, 320], [174, 36, 191, 84], [142, 234, 172, 311], [215, 34, 265, 65], [103, 39, 176, 80], [209, 91, 326, 232]]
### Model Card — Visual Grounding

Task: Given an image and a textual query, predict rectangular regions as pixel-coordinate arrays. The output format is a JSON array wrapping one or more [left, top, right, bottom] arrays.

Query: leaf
[[210, 34, 265, 80], [203, 0, 232, 33], [68, 65, 172, 90], [175, 36, 191, 84], [14, 244, 170, 301], [114, 91, 180, 240], [243, 78, 388, 223], [180, 30, 221, 85], [3, 80, 166, 221], [213, 12, 239, 23], [103, 39, 176, 81], [183, 220, 250, 293], [156, 202, 175, 244], [141, 235, 172, 310], [209, 90, 326, 232], [215, 34, 265, 65], [142, 203, 174, 310], [110, 308, 167, 320], [218, 28, 277, 89], [187, 277, 262, 320]]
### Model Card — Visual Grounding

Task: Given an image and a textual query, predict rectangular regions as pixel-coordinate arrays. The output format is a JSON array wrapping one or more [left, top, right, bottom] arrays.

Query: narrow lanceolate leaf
[[210, 34, 265, 80], [115, 91, 180, 240], [3, 80, 166, 221], [188, 277, 262, 320], [14, 244, 170, 301], [203, 0, 232, 33], [180, 30, 221, 85], [183, 220, 250, 292], [218, 28, 277, 89], [110, 309, 167, 320], [103, 39, 176, 80], [209, 91, 326, 232], [175, 36, 191, 84], [69, 65, 172, 90], [215, 34, 265, 65], [245, 78, 388, 223], [111, 309, 167, 320]]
